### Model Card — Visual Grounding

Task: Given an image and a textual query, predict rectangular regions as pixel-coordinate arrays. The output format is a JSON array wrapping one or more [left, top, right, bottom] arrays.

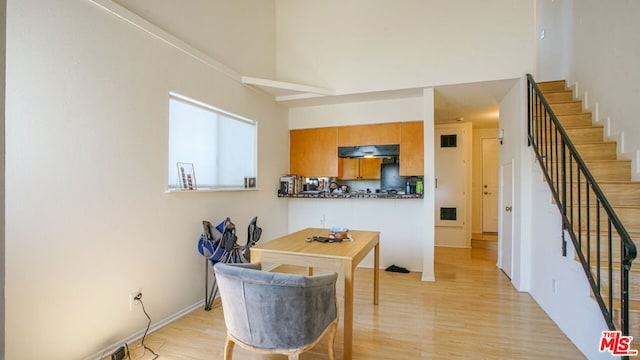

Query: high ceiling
[[433, 78, 518, 129], [251, 78, 519, 129]]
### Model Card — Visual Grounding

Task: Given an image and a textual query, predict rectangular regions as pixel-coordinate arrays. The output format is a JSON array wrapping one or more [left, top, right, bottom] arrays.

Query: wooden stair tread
[[542, 90, 573, 96], [611, 299, 640, 312], [597, 181, 640, 185], [537, 80, 567, 92], [589, 262, 640, 272], [546, 100, 582, 105], [570, 203, 640, 209], [562, 125, 603, 129], [550, 159, 631, 163]]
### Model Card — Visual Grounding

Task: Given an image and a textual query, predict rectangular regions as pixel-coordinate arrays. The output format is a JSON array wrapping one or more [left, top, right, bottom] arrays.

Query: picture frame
[[244, 177, 256, 188], [177, 162, 197, 190]]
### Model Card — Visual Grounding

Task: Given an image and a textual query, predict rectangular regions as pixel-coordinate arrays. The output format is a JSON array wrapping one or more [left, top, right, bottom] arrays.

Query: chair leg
[[327, 321, 337, 360], [224, 336, 235, 360]]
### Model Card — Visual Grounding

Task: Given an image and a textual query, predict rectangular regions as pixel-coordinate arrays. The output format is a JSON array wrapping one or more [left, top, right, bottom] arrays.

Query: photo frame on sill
[[177, 162, 196, 190], [244, 177, 256, 188]]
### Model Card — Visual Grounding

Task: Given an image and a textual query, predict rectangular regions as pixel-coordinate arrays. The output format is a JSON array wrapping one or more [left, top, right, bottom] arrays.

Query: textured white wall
[[289, 97, 423, 129], [535, 0, 573, 82], [5, 0, 287, 359], [527, 155, 612, 360], [288, 199, 426, 271], [570, 0, 640, 179], [0, 0, 5, 355], [114, 0, 276, 78], [276, 0, 535, 94], [498, 79, 530, 291]]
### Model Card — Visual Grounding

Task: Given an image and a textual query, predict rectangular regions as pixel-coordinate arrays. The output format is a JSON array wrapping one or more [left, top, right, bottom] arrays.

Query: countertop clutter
[[278, 174, 423, 199], [278, 191, 423, 199], [283, 122, 425, 200]]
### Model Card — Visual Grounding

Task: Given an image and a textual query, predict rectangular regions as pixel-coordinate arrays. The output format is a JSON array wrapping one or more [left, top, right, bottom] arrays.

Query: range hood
[[338, 144, 400, 158]]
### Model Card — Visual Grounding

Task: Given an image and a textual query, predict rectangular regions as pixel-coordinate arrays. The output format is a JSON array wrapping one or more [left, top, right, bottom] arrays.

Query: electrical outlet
[[129, 291, 142, 311]]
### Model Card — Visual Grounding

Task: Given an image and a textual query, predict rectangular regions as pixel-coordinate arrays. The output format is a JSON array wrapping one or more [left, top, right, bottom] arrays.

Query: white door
[[499, 161, 514, 279], [482, 138, 500, 232]]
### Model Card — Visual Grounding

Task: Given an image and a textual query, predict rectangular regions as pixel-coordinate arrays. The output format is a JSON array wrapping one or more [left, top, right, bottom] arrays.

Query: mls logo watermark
[[600, 331, 638, 356]]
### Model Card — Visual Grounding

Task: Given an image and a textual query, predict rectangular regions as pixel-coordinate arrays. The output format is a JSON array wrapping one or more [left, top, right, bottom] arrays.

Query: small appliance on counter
[[380, 163, 405, 193]]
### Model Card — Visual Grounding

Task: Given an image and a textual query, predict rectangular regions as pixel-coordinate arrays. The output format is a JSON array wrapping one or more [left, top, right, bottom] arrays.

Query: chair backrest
[[242, 216, 262, 261], [214, 263, 338, 350]]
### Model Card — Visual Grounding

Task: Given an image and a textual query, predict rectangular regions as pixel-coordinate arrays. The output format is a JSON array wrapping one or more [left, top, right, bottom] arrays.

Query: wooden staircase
[[537, 80, 640, 342]]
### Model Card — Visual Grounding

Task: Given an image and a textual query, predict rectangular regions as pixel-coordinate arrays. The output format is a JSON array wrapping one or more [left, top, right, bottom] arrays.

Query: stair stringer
[[526, 150, 613, 360]]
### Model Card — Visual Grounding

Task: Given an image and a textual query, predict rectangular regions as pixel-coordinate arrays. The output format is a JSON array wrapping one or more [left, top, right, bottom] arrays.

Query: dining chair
[[213, 263, 339, 360]]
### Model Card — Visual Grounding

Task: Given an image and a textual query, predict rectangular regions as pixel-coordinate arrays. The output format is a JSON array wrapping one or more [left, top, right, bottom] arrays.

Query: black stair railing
[[527, 74, 637, 347]]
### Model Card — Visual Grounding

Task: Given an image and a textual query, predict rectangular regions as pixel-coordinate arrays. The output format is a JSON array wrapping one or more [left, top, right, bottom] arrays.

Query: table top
[[251, 227, 379, 262]]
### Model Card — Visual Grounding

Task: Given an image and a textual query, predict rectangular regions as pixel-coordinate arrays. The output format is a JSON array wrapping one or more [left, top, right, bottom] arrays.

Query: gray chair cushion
[[214, 263, 338, 350]]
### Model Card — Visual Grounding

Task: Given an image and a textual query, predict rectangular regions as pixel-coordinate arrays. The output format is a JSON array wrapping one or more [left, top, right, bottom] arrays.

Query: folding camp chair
[[198, 216, 262, 310]]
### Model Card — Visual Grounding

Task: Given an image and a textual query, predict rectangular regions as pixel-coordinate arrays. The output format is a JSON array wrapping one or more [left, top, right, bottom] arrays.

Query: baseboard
[[85, 300, 205, 360]]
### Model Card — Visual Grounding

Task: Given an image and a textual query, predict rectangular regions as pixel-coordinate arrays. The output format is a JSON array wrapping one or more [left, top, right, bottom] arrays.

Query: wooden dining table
[[250, 227, 380, 360]]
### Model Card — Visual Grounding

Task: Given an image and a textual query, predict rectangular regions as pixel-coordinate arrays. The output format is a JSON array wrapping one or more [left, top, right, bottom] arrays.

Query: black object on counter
[[380, 163, 405, 192]]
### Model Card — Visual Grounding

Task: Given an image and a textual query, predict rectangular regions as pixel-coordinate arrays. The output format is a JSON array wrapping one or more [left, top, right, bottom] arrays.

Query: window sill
[[165, 187, 259, 193]]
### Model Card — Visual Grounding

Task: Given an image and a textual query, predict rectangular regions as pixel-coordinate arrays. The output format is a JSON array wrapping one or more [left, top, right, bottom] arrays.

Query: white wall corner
[[603, 116, 611, 136], [569, 81, 578, 100], [582, 91, 589, 111], [617, 131, 625, 155], [636, 149, 640, 178]]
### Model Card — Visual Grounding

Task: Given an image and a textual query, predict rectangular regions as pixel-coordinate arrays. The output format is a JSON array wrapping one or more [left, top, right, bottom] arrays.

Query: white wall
[[498, 78, 531, 291], [422, 88, 436, 281], [527, 156, 612, 360], [288, 199, 426, 271], [569, 0, 640, 180], [288, 96, 423, 129], [5, 1, 288, 359], [276, 0, 535, 94], [114, 0, 275, 79], [0, 0, 6, 356], [535, 0, 573, 82]]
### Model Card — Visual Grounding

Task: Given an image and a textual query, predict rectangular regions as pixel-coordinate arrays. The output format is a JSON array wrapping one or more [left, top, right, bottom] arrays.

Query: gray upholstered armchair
[[213, 263, 339, 360]]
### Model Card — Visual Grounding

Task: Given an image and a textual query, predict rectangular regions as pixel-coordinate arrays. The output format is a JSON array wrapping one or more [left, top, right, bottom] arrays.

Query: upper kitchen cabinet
[[337, 123, 401, 146], [400, 121, 424, 176], [290, 127, 338, 177], [338, 158, 383, 180]]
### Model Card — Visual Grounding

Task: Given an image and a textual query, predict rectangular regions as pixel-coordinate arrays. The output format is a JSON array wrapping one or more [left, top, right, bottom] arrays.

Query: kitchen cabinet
[[290, 127, 338, 177], [338, 158, 383, 180], [337, 123, 401, 146], [400, 121, 424, 176]]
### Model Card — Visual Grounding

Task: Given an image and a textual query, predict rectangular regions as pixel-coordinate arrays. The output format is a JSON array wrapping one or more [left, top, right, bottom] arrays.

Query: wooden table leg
[[343, 262, 354, 360], [374, 242, 379, 305]]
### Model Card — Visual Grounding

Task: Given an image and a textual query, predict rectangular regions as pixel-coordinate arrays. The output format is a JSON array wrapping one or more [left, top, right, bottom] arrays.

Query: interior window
[[168, 93, 257, 190]]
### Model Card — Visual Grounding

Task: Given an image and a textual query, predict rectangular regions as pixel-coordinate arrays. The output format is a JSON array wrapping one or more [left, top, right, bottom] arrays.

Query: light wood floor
[[123, 243, 584, 359]]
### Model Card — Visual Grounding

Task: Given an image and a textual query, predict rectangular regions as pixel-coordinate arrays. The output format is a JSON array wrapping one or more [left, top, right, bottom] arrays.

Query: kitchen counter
[[278, 192, 423, 199]]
